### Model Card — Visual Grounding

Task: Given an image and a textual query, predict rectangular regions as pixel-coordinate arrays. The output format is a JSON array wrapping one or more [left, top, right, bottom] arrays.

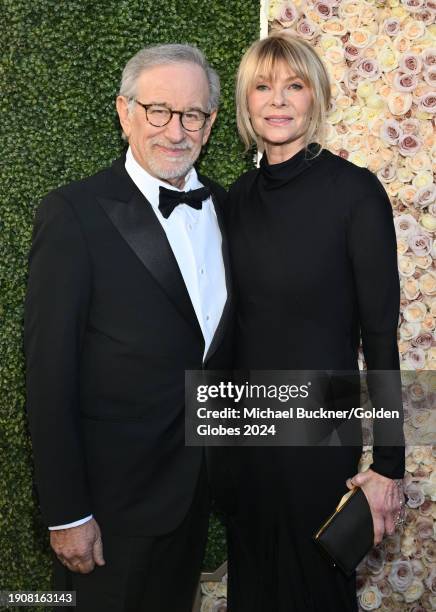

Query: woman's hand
[[346, 469, 405, 546]]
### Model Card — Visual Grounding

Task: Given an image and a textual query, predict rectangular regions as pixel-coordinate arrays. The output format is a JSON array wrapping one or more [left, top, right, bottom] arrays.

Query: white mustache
[[151, 138, 192, 151]]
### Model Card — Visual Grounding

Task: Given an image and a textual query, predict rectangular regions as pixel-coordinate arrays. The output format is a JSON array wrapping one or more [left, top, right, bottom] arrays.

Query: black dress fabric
[[220, 144, 405, 611]]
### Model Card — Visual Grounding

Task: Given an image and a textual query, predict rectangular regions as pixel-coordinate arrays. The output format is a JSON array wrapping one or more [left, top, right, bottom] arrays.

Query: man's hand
[[346, 469, 404, 546], [50, 518, 105, 574]]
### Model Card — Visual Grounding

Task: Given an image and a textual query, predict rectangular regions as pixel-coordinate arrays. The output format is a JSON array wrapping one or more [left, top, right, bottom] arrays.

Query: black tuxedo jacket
[[24, 156, 233, 536]]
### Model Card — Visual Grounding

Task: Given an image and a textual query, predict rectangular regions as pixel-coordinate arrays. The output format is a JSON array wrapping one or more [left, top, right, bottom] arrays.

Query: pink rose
[[344, 44, 361, 62], [314, 1, 333, 19], [418, 92, 436, 113], [388, 560, 414, 592], [416, 516, 433, 540], [384, 18, 401, 36], [394, 71, 418, 92], [295, 18, 317, 40], [421, 47, 436, 68], [414, 184, 436, 209], [416, 8, 434, 24], [423, 66, 436, 87], [401, 0, 426, 12], [411, 332, 433, 349], [356, 58, 380, 80], [400, 118, 420, 134], [405, 482, 425, 508], [377, 162, 396, 183], [366, 548, 385, 574], [408, 232, 432, 255], [424, 567, 436, 594], [400, 53, 422, 74], [394, 213, 418, 238], [405, 347, 426, 369], [380, 119, 401, 145], [398, 133, 422, 156], [275, 1, 299, 26]]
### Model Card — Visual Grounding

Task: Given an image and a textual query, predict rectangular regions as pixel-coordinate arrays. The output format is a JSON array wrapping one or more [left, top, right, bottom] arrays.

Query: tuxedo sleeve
[[348, 170, 405, 479], [24, 191, 93, 526]]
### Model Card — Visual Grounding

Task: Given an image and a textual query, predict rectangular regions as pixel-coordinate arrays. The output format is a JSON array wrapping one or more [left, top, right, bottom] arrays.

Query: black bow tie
[[158, 185, 211, 219]]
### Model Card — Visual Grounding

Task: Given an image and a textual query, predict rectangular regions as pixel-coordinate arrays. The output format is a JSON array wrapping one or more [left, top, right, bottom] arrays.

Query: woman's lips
[[264, 116, 293, 125]]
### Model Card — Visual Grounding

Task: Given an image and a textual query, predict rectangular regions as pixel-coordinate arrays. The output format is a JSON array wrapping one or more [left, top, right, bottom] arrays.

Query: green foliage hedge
[[0, 0, 258, 600]]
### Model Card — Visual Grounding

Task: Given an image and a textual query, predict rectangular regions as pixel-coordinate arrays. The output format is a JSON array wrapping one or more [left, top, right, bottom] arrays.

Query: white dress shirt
[[49, 147, 227, 530]]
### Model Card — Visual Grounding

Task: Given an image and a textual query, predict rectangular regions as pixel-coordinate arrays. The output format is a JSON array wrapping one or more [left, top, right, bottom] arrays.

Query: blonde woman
[[211, 32, 404, 611]]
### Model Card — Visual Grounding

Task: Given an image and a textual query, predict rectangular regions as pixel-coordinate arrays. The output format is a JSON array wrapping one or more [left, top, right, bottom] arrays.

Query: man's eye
[[149, 107, 170, 116], [184, 111, 201, 121]]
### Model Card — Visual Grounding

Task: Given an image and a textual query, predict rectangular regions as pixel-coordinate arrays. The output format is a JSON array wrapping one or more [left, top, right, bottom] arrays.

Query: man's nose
[[164, 112, 185, 141]]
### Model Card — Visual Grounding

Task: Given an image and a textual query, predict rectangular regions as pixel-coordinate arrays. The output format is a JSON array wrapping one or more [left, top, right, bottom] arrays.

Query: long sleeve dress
[[218, 143, 405, 611]]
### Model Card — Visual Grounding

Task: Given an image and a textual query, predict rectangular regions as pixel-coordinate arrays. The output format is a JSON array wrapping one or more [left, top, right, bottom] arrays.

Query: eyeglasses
[[133, 100, 210, 132]]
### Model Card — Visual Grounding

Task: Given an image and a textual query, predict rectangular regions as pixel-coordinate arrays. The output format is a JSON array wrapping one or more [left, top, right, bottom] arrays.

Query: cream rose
[[403, 300, 427, 322], [399, 321, 421, 340], [420, 214, 436, 232], [387, 91, 413, 115], [403, 277, 420, 300], [379, 45, 399, 71], [349, 29, 374, 48], [398, 255, 417, 277], [404, 578, 425, 603], [321, 18, 347, 36], [359, 585, 382, 611], [407, 151, 432, 173], [419, 272, 436, 296], [404, 20, 426, 40]]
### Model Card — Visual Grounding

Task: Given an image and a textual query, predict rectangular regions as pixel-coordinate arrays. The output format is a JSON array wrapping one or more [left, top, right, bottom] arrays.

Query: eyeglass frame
[[132, 99, 211, 132]]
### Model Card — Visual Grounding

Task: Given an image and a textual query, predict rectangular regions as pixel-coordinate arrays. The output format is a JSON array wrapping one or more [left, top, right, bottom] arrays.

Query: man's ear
[[202, 109, 218, 146], [116, 96, 132, 139]]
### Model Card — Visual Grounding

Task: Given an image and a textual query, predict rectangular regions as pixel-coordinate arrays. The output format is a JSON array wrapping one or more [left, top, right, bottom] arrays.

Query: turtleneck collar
[[259, 142, 323, 190]]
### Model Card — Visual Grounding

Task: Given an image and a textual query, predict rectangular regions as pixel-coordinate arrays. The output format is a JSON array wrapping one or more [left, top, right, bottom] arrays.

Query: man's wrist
[[49, 515, 93, 530]]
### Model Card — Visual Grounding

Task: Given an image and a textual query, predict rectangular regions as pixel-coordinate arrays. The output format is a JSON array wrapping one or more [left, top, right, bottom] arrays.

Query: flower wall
[[267, 1, 435, 610]]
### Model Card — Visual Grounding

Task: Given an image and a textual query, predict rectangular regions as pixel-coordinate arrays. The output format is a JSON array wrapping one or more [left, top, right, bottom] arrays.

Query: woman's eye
[[256, 84, 269, 91], [289, 83, 303, 90]]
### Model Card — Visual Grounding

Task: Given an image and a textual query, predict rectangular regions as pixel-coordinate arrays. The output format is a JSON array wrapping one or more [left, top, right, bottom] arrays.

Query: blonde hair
[[236, 31, 331, 156]]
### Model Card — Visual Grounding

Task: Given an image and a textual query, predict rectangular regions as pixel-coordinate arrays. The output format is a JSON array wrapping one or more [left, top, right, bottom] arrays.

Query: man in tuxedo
[[25, 43, 232, 612]]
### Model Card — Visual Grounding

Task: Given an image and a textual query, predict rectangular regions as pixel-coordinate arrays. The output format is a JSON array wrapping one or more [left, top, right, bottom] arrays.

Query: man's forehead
[[136, 62, 209, 102]]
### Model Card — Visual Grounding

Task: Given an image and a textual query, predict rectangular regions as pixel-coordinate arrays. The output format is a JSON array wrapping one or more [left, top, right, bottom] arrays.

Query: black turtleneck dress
[[218, 144, 405, 611]]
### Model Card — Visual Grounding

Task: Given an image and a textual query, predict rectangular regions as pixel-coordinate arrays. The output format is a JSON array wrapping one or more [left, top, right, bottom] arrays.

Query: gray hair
[[118, 43, 220, 113]]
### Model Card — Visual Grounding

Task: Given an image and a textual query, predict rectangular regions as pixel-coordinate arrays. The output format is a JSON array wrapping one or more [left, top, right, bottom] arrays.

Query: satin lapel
[[204, 193, 233, 363], [98, 190, 203, 341]]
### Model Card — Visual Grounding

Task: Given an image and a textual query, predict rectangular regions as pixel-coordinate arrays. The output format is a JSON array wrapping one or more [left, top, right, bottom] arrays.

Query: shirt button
[[200, 268, 205, 275], [187, 224, 193, 231], [206, 315, 210, 321]]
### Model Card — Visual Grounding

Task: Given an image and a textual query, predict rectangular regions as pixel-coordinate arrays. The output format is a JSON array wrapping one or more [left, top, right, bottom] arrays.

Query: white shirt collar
[[125, 146, 202, 211]]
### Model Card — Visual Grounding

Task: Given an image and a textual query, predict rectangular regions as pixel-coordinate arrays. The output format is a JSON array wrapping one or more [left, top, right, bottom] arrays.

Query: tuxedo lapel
[[98, 162, 203, 342]]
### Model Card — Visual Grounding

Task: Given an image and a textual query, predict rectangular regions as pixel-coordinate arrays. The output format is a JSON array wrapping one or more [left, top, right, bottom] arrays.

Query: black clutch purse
[[313, 486, 374, 576]]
